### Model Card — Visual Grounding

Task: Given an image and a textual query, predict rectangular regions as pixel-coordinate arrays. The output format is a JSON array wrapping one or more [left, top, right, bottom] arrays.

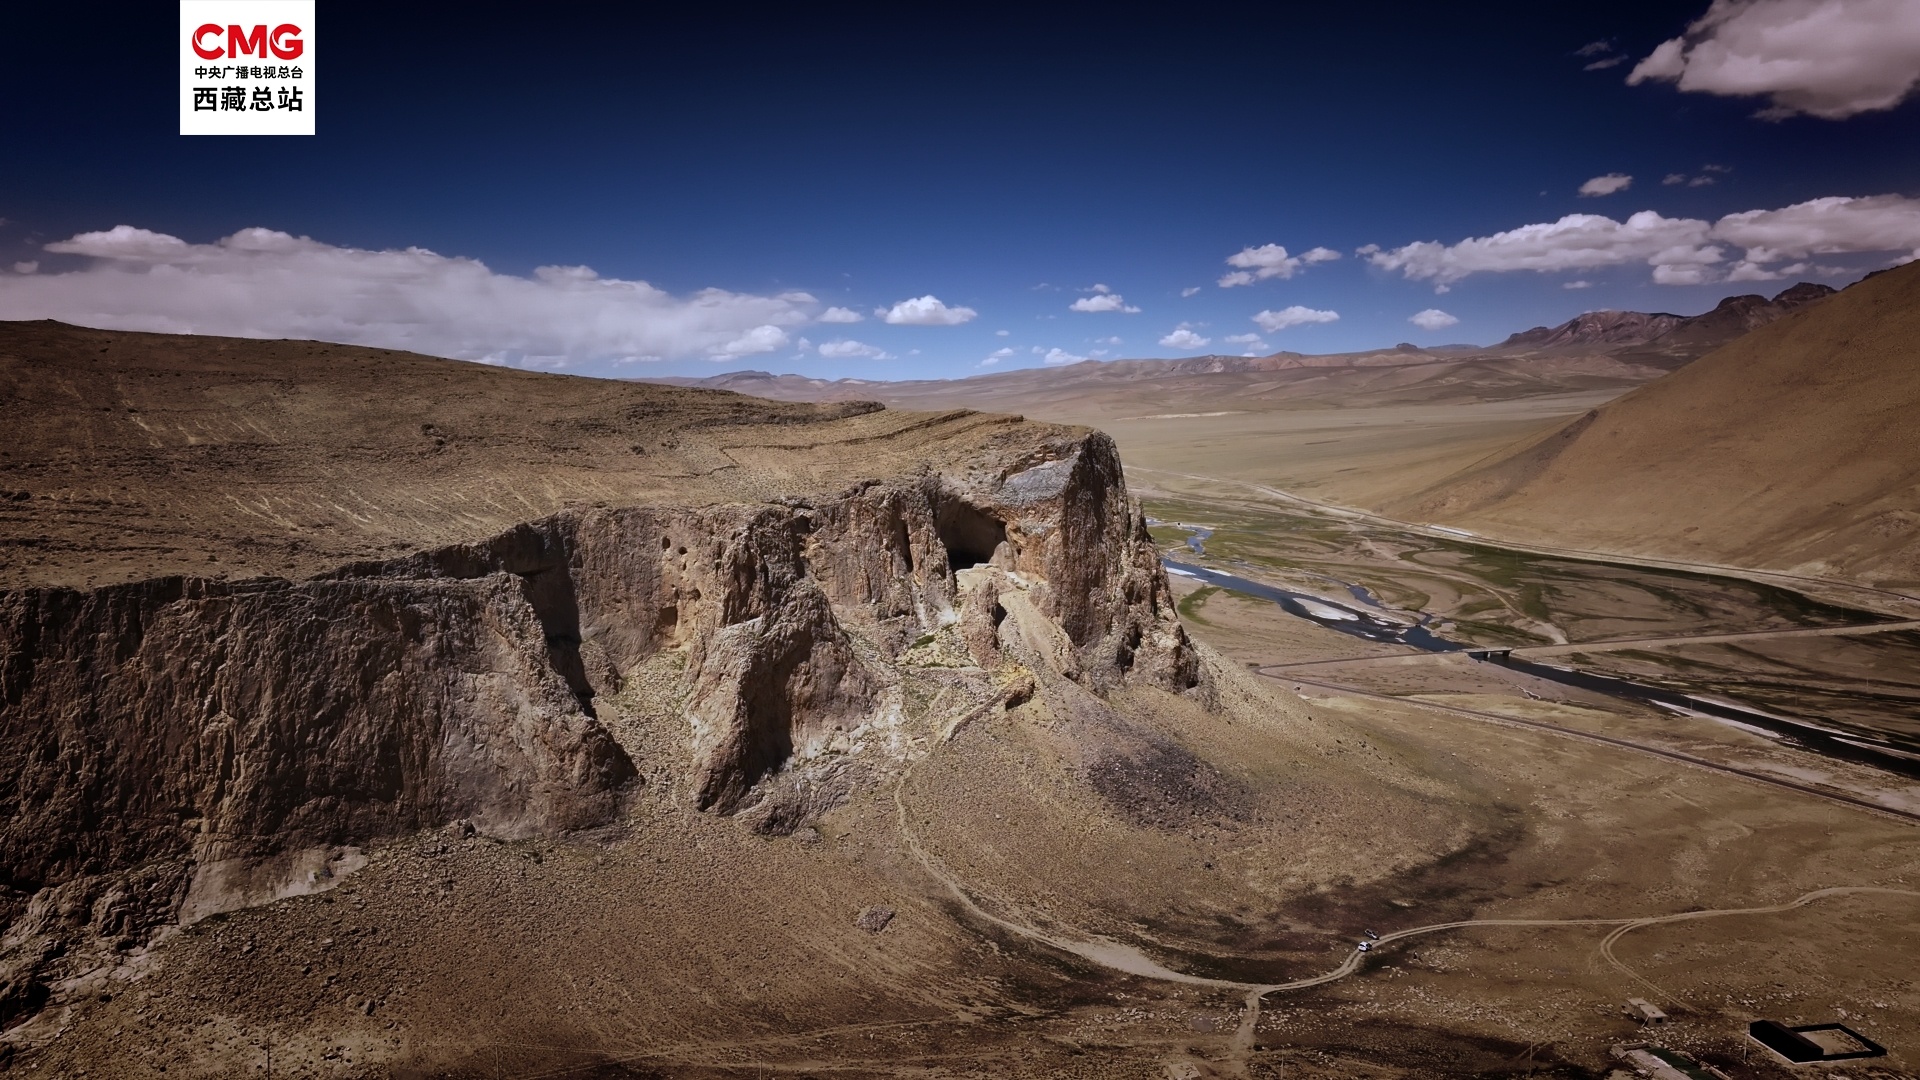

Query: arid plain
[[3, 270, 1919, 1080]]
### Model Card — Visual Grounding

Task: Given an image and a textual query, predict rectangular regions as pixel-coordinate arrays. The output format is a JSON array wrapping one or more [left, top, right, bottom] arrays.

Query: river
[[1164, 559, 1920, 780]]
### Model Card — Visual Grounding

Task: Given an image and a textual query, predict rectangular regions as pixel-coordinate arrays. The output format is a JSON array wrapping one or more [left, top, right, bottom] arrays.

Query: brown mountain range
[[1396, 263, 1919, 585]]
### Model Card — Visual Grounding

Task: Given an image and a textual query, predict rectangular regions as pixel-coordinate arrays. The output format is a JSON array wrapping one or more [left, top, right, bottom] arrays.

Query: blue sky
[[3, 2, 1918, 379]]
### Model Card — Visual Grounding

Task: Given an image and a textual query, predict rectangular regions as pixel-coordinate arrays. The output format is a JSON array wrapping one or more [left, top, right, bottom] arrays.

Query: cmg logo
[[191, 23, 304, 60], [180, 0, 315, 136]]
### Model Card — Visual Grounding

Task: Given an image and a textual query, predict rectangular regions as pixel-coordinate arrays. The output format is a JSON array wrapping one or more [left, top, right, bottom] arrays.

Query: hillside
[[0, 320, 1483, 1076], [653, 345, 1660, 421], [1496, 281, 1835, 367], [1397, 263, 1920, 586]]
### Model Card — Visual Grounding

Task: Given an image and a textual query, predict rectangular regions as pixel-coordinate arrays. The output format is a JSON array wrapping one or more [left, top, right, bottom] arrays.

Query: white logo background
[[179, 0, 316, 136]]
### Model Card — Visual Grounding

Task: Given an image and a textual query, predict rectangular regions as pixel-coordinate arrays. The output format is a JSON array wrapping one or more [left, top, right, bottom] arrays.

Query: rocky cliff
[[0, 323, 1196, 1031]]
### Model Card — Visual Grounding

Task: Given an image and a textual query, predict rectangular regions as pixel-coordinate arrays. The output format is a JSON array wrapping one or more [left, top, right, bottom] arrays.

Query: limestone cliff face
[[0, 426, 1193, 1027]]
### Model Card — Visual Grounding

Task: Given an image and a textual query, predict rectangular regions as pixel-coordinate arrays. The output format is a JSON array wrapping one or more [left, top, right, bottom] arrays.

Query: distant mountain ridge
[[1499, 282, 1835, 353], [1400, 265, 1918, 585], [645, 280, 1850, 419]]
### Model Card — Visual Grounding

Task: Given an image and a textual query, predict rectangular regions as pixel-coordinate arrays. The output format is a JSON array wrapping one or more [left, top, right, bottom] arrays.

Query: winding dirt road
[[1256, 619, 1920, 672], [1270, 674, 1920, 825], [892, 667, 1920, 1075]]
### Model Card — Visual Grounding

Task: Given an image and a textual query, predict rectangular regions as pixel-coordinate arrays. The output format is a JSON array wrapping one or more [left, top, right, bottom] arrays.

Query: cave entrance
[[936, 500, 1007, 572]]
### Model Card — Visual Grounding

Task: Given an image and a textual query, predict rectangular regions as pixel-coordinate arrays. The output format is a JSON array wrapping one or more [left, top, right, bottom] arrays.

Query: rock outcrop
[[0, 388, 1194, 1031]]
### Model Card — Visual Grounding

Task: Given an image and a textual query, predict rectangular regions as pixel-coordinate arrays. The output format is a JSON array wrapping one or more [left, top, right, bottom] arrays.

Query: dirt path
[[892, 649, 1920, 1074], [1257, 619, 1920, 672], [1272, 674, 1920, 825], [1507, 619, 1920, 655]]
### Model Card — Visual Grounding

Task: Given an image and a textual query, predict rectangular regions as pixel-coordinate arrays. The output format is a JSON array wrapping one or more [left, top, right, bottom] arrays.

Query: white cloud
[[1252, 306, 1339, 332], [1584, 55, 1627, 71], [1158, 324, 1211, 349], [1711, 193, 1920, 264], [1651, 264, 1710, 285], [1042, 347, 1087, 366], [1363, 193, 1920, 289], [1627, 0, 1920, 119], [1180, 286, 1201, 297], [716, 325, 790, 359], [1578, 173, 1634, 197], [1563, 280, 1594, 289], [1361, 211, 1721, 287], [1222, 332, 1267, 348], [1096, 335, 1123, 345], [995, 329, 1010, 336], [1218, 243, 1335, 287], [1069, 292, 1141, 313], [11, 261, 35, 274], [978, 346, 1015, 368], [817, 306, 863, 323], [816, 338, 894, 360], [5, 224, 817, 365], [1663, 172, 1689, 185], [876, 294, 977, 325], [1408, 308, 1459, 331]]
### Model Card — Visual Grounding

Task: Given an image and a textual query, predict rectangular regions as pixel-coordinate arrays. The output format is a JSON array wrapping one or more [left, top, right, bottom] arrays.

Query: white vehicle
[[1356, 941, 1372, 953]]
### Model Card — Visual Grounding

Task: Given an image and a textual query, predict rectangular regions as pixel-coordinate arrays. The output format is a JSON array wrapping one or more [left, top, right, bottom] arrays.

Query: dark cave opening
[[936, 500, 1007, 573]]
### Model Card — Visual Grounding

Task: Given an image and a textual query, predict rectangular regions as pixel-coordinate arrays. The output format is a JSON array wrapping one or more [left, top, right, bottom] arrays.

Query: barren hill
[[1397, 263, 1920, 586], [0, 321, 1483, 1075], [1497, 282, 1835, 368], [653, 344, 1661, 422], [649, 286, 1839, 431]]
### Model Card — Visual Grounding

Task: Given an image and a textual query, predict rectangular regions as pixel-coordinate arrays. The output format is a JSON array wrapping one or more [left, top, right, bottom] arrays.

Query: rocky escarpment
[[0, 428, 1193, 1029]]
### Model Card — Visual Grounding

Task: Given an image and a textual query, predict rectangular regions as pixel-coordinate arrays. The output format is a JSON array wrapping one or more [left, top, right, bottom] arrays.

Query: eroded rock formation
[[0, 413, 1193, 1029]]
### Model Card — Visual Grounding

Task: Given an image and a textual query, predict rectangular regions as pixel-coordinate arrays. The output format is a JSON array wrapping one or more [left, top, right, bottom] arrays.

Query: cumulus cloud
[[1578, 173, 1634, 197], [876, 294, 977, 325], [11, 261, 35, 274], [1252, 306, 1339, 332], [1, 224, 818, 365], [716, 325, 791, 359], [816, 338, 893, 360], [1712, 193, 1920, 263], [1363, 193, 1920, 288], [1218, 243, 1338, 287], [1158, 324, 1211, 349], [1096, 336, 1123, 345], [1409, 308, 1460, 331], [1069, 291, 1141, 313], [1222, 332, 1268, 354], [817, 306, 863, 323], [1180, 286, 1201, 297], [1041, 347, 1087, 366], [1360, 211, 1720, 288], [1627, 0, 1920, 119], [978, 346, 1015, 368], [1563, 280, 1594, 289]]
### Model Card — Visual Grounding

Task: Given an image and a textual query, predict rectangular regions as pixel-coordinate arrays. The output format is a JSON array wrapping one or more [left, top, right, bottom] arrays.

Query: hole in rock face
[[936, 500, 1007, 573]]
